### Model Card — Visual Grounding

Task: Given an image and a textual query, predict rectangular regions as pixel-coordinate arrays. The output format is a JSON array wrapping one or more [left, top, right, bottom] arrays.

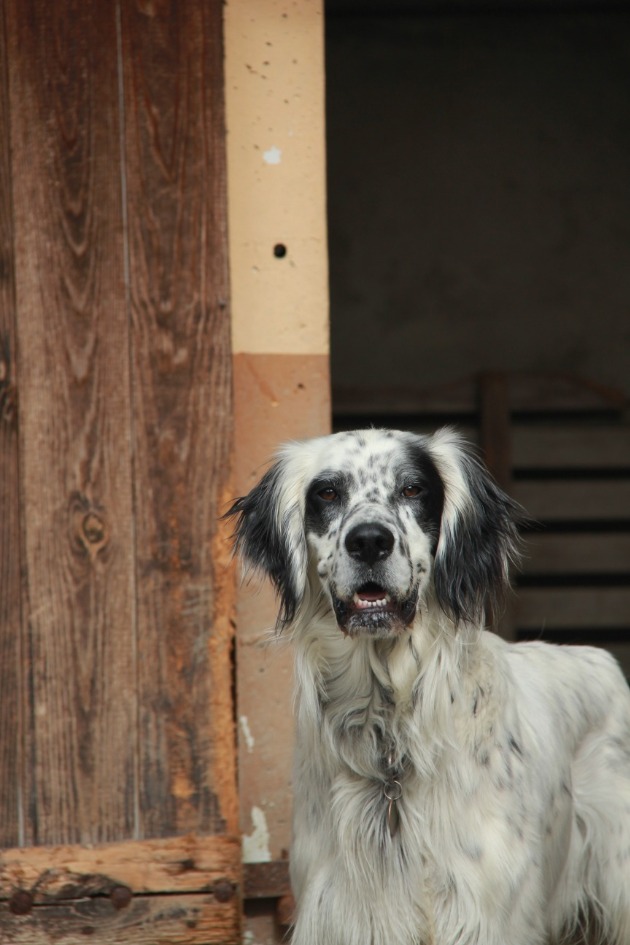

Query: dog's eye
[[318, 487, 338, 502], [401, 484, 423, 499]]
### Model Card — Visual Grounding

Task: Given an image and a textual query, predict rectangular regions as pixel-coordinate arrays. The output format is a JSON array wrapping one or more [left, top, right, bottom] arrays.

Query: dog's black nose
[[345, 523, 395, 566]]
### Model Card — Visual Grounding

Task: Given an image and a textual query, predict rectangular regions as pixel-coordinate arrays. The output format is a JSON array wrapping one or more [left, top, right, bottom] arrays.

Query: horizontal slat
[[0, 835, 240, 901], [512, 426, 630, 470], [333, 373, 625, 417], [243, 861, 291, 899], [521, 533, 630, 575], [514, 587, 630, 631], [513, 480, 630, 521], [603, 644, 630, 679], [0, 893, 239, 945]]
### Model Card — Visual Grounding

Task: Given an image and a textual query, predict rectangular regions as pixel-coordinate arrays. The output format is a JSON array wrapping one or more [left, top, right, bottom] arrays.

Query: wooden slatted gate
[[0, 1, 240, 941]]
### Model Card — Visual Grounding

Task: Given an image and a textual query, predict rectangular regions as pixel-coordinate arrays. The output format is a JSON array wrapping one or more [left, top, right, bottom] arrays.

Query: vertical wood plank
[[479, 371, 512, 492], [6, 0, 138, 844], [0, 3, 24, 849], [119, 0, 236, 838]]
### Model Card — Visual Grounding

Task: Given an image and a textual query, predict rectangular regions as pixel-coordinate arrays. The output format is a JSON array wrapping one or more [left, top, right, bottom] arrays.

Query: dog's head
[[227, 428, 522, 637]]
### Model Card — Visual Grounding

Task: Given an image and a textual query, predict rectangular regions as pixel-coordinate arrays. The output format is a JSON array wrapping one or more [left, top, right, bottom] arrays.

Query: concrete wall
[[326, 12, 630, 399]]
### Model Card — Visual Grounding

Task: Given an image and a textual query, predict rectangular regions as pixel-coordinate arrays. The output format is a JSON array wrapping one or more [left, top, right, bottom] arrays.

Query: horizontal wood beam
[[333, 372, 627, 418], [243, 860, 291, 900], [0, 893, 239, 945], [0, 835, 241, 944], [0, 834, 240, 904]]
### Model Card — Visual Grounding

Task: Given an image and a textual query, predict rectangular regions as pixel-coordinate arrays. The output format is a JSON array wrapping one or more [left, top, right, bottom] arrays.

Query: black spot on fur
[[397, 442, 445, 553]]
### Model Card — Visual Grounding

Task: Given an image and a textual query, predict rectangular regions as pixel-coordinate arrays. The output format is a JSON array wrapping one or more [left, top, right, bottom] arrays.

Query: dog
[[228, 427, 630, 945]]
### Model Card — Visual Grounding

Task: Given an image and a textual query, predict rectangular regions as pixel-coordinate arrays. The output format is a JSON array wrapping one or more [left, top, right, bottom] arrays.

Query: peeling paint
[[239, 714, 255, 752], [242, 805, 272, 863], [262, 145, 282, 165]]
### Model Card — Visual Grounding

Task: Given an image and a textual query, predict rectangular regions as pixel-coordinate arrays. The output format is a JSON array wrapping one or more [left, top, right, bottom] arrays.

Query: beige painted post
[[225, 0, 330, 937]]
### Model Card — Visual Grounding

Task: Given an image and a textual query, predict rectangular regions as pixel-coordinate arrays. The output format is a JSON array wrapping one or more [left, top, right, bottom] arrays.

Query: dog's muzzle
[[332, 521, 418, 636]]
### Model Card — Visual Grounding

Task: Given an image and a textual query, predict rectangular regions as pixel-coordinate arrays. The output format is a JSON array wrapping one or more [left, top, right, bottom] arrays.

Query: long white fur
[[232, 428, 630, 945]]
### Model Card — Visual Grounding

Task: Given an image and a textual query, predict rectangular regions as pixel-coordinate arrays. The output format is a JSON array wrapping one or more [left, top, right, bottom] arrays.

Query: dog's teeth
[[353, 595, 389, 609]]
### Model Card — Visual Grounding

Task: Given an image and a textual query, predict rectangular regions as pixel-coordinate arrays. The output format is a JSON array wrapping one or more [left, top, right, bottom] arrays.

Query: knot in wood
[[9, 889, 34, 915], [0, 382, 17, 426], [82, 512, 106, 546], [110, 885, 132, 910]]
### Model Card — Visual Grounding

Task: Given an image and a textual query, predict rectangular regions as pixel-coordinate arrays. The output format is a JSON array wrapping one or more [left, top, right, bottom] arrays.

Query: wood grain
[[0, 893, 240, 945], [0, 4, 23, 850], [0, 834, 240, 900], [119, 0, 235, 838], [6, 0, 138, 844]]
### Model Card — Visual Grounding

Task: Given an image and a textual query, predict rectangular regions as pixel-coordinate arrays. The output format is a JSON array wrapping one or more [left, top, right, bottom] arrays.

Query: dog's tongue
[[356, 583, 387, 601], [357, 589, 385, 600]]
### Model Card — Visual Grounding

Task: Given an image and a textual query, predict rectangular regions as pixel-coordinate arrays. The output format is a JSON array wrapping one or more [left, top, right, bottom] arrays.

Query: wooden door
[[0, 1, 239, 941]]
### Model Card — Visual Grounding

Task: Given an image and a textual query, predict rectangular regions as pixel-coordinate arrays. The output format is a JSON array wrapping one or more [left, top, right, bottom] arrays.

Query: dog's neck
[[294, 605, 489, 785]]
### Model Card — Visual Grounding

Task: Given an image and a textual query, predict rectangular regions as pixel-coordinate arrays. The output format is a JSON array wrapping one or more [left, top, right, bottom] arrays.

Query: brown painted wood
[[333, 373, 626, 418], [515, 587, 630, 631], [479, 371, 512, 491], [0, 893, 240, 945], [513, 425, 630, 469], [6, 0, 138, 845], [513, 480, 630, 521], [233, 353, 330, 860], [523, 533, 630, 575], [0, 835, 240, 901], [0, 5, 23, 850], [119, 0, 235, 839], [243, 861, 291, 900]]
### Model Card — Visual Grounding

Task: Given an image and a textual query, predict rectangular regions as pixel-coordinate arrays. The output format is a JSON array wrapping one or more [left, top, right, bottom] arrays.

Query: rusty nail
[[212, 880, 235, 903], [110, 885, 132, 910], [9, 890, 34, 915]]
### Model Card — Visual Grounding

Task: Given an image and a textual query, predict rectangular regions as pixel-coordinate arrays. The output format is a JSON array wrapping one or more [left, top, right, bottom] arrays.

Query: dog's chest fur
[[291, 623, 545, 944]]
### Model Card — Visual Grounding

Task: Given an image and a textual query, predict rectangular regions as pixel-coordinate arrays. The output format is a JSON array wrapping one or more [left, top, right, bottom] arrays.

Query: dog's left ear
[[429, 430, 523, 627], [225, 457, 307, 628]]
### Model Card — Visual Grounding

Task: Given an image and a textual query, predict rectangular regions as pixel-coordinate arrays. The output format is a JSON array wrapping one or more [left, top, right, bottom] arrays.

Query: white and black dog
[[228, 428, 630, 945]]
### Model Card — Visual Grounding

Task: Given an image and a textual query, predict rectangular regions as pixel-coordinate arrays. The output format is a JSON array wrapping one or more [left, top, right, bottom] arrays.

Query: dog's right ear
[[225, 458, 307, 628]]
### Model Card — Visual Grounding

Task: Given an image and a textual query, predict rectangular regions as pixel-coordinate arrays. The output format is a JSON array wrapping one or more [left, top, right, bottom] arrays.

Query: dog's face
[[303, 431, 444, 636], [228, 428, 521, 636]]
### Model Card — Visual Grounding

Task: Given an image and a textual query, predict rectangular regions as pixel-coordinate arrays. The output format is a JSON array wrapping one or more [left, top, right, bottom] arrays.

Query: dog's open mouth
[[352, 582, 396, 612], [333, 582, 417, 636]]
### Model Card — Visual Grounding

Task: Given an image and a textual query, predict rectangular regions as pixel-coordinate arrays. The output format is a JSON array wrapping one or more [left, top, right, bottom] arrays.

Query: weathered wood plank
[[514, 587, 630, 631], [522, 533, 630, 575], [0, 893, 240, 945], [513, 425, 630, 470], [6, 0, 138, 844], [513, 480, 630, 521], [119, 0, 235, 838], [0, 835, 240, 901], [0, 4, 23, 850]]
